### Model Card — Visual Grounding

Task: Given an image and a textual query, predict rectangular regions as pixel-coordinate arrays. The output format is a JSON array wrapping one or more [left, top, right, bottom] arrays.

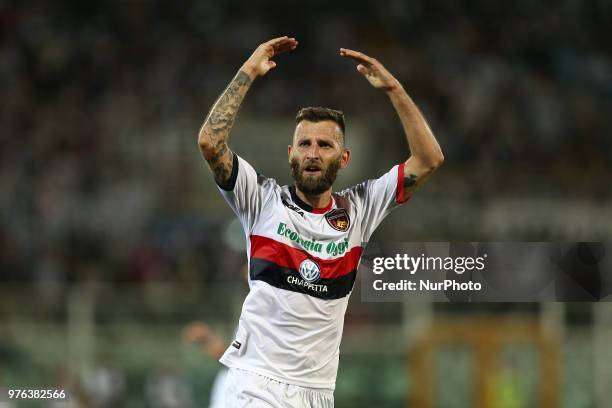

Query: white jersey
[[218, 154, 409, 389]]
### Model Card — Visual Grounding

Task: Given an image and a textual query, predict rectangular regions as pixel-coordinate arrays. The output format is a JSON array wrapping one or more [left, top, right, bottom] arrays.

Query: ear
[[288, 145, 293, 163], [340, 149, 351, 169]]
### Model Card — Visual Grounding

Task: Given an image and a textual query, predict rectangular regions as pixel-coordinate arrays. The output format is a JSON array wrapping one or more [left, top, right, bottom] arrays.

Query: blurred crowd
[[1, 0, 611, 290]]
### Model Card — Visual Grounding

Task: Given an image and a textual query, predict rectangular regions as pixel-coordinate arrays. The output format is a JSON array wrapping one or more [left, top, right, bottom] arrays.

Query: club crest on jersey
[[325, 208, 350, 232], [299, 259, 321, 283]]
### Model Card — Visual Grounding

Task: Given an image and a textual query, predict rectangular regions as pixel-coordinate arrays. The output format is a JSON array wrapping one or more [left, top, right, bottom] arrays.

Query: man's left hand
[[340, 48, 401, 92]]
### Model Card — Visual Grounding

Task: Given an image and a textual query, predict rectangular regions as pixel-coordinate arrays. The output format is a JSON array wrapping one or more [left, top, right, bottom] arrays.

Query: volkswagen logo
[[299, 259, 321, 283]]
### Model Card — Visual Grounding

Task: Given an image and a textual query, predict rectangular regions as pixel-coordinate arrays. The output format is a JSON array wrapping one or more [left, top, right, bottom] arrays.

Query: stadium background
[[1, 0, 611, 406]]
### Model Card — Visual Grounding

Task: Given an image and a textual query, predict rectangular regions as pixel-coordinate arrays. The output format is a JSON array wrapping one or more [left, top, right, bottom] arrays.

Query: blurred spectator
[[145, 366, 194, 408], [80, 361, 124, 408]]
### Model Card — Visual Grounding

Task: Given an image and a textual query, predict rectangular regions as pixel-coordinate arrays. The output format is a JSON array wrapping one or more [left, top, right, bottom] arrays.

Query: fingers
[[274, 43, 297, 55], [266, 36, 298, 55], [266, 36, 291, 45], [356, 64, 369, 75], [339, 48, 375, 66]]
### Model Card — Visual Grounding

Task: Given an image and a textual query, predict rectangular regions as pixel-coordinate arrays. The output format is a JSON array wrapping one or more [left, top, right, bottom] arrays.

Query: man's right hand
[[198, 36, 297, 188], [241, 36, 298, 80]]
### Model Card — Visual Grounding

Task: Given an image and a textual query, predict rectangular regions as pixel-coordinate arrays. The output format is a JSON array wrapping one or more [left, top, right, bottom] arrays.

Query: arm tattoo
[[404, 174, 418, 188], [206, 71, 252, 136], [209, 141, 232, 184], [201, 70, 252, 184]]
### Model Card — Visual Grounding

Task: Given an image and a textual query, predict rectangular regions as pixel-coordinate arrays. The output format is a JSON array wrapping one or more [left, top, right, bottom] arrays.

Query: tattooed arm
[[340, 48, 444, 201], [388, 83, 444, 200], [198, 36, 298, 187]]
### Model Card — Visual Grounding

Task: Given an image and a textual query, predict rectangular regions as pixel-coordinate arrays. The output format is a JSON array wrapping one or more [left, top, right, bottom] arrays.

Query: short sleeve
[[349, 163, 408, 242], [217, 153, 275, 233]]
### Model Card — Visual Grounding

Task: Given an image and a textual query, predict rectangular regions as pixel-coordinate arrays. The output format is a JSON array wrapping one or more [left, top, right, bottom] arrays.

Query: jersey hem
[[219, 358, 336, 390]]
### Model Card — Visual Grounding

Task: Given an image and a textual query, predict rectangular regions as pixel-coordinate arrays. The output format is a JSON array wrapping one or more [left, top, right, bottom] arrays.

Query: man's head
[[289, 107, 351, 196]]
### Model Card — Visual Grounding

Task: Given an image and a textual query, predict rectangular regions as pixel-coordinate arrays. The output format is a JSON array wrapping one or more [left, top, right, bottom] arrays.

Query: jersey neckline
[[289, 186, 334, 214]]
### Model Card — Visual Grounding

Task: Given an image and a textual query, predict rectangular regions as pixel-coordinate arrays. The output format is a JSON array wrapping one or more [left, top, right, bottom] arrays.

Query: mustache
[[301, 161, 323, 170]]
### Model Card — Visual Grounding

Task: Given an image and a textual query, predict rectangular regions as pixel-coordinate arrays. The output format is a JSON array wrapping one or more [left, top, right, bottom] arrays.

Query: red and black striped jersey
[[218, 153, 408, 389]]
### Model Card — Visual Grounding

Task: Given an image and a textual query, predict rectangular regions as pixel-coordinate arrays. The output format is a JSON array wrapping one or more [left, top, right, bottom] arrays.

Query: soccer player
[[197, 36, 443, 407]]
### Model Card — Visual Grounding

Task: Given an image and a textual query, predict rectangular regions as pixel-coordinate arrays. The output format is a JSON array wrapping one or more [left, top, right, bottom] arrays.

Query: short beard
[[290, 156, 341, 196]]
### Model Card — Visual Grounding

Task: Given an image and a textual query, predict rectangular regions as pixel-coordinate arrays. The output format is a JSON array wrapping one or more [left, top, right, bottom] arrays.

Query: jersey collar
[[289, 186, 333, 214]]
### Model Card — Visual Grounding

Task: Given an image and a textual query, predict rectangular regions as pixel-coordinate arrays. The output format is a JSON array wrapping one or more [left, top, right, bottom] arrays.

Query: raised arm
[[340, 48, 444, 201], [198, 36, 298, 187]]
